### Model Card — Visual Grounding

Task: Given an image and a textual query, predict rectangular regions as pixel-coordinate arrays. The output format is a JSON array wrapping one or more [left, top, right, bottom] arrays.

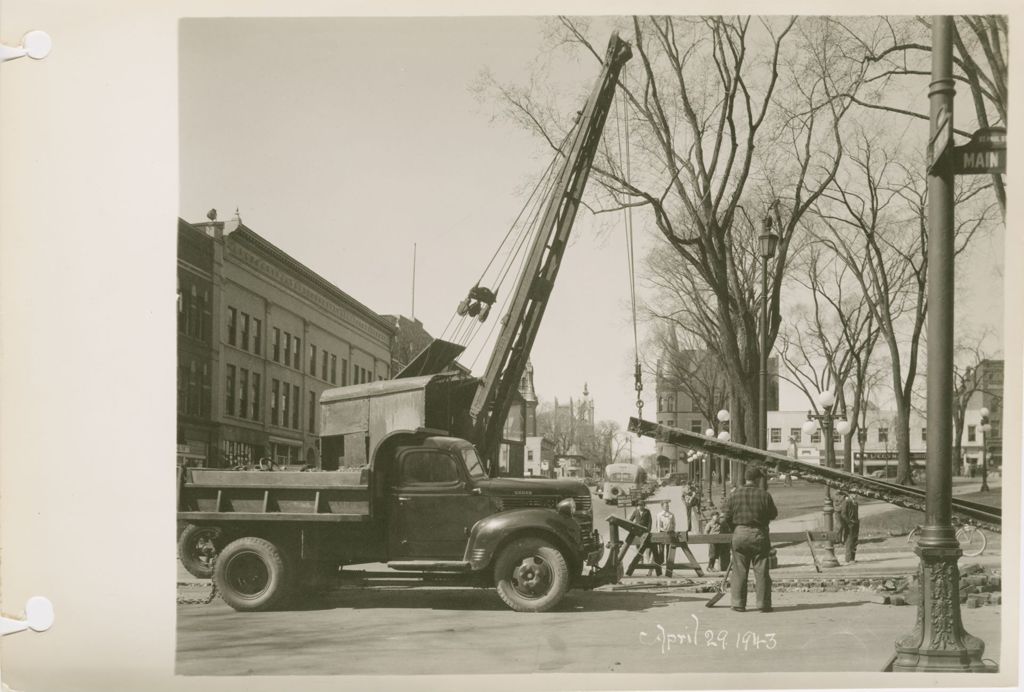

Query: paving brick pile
[[871, 563, 1002, 608]]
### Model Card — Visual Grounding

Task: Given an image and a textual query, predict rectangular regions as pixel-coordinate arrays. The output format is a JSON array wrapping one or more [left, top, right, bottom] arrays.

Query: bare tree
[[828, 15, 1007, 216], [536, 400, 574, 454], [814, 132, 996, 483], [779, 243, 882, 471], [643, 259, 731, 427], [482, 16, 868, 446]]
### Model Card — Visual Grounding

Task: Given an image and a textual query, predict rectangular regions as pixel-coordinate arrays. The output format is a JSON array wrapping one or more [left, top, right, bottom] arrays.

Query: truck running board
[[628, 417, 1001, 533], [386, 561, 472, 572]]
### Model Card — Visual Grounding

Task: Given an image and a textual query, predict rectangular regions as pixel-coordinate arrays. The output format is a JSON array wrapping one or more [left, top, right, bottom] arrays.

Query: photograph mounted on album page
[[0, 2, 1019, 691]]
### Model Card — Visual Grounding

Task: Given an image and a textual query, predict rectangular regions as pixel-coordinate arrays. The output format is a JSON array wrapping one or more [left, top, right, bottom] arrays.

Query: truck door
[[389, 447, 490, 559]]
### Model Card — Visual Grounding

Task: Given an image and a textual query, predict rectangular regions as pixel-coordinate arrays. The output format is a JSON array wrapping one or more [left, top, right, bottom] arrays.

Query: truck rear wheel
[[493, 537, 569, 613], [178, 524, 223, 579], [214, 537, 294, 611]]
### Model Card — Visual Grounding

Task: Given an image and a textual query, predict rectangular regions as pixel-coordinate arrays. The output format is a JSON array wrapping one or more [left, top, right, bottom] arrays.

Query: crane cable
[[440, 128, 572, 353], [615, 68, 643, 422]]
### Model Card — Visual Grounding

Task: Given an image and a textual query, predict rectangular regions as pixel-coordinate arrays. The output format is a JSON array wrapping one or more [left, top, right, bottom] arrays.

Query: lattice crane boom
[[469, 33, 633, 473]]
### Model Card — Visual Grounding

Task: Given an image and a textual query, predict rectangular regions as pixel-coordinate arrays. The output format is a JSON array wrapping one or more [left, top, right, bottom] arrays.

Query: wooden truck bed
[[178, 468, 372, 523]]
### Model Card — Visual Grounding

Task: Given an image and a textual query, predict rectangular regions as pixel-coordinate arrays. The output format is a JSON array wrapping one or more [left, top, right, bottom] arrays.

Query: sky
[[180, 17, 1004, 455], [180, 17, 661, 452]]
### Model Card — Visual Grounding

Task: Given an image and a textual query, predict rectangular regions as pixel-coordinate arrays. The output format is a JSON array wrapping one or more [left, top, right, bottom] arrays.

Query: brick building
[[176, 213, 393, 469]]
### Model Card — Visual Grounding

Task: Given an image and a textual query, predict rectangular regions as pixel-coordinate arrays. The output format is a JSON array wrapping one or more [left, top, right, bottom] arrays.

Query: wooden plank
[[625, 532, 652, 576], [177, 511, 370, 523], [261, 490, 270, 513], [628, 417, 1001, 531], [189, 469, 367, 488]]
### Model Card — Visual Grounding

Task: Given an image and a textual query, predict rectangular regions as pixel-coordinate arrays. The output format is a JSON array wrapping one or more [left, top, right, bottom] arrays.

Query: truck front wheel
[[214, 537, 294, 611], [493, 537, 570, 613]]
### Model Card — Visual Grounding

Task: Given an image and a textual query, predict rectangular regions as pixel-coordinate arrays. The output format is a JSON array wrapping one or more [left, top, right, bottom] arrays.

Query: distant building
[[387, 314, 435, 374], [176, 219, 216, 467], [497, 361, 542, 477], [540, 383, 602, 478], [653, 347, 778, 477], [176, 214, 394, 469], [524, 436, 555, 477], [968, 359, 1003, 468]]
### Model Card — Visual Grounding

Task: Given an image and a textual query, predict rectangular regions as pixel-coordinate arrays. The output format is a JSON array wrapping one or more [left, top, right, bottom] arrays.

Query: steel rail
[[628, 418, 1001, 533]]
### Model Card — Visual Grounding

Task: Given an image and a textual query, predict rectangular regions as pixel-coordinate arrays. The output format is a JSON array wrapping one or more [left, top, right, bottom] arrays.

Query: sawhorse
[[606, 517, 705, 577]]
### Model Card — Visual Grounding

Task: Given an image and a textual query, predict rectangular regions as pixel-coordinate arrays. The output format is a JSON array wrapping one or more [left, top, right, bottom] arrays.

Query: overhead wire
[[465, 153, 562, 369], [449, 126, 575, 366], [616, 67, 644, 421]]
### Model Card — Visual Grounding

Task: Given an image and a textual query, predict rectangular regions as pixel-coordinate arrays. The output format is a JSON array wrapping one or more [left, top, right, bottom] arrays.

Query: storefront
[[269, 436, 303, 467]]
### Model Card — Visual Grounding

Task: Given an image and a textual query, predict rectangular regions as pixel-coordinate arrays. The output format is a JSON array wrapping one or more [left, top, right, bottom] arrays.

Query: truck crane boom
[[469, 33, 632, 473]]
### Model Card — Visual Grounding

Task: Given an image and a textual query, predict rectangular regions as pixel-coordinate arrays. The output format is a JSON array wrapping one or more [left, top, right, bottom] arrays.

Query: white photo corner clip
[[0, 597, 54, 637], [0, 30, 51, 63]]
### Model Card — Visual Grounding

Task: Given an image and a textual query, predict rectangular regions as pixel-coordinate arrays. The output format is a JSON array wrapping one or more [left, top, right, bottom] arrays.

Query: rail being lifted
[[628, 418, 1001, 533]]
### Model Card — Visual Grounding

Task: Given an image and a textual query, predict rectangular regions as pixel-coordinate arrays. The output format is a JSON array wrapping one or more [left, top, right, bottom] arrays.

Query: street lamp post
[[759, 217, 779, 482], [715, 410, 731, 505], [979, 408, 991, 492], [804, 390, 849, 569], [894, 16, 987, 671], [700, 423, 716, 505]]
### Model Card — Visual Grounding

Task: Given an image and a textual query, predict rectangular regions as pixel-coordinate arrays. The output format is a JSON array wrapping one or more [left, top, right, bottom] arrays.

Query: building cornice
[[223, 223, 395, 342]]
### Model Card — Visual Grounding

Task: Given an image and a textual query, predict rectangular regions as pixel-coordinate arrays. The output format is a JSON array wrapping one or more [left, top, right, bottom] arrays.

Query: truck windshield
[[462, 448, 487, 479]]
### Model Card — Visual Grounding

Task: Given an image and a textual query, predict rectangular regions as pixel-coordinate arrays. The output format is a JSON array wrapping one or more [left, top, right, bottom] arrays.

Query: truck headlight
[[557, 497, 576, 516]]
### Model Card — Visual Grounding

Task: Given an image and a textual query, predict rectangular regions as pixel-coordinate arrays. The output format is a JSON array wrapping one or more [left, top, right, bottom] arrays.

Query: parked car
[[661, 473, 688, 486]]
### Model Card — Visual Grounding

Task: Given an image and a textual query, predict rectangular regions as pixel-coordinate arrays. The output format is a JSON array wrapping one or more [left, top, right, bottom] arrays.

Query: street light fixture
[[715, 410, 731, 504], [704, 427, 716, 507], [758, 215, 779, 488]]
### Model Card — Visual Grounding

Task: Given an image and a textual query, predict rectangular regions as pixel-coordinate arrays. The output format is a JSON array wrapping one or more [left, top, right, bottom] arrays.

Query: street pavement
[[176, 584, 1002, 675], [177, 482, 1005, 675]]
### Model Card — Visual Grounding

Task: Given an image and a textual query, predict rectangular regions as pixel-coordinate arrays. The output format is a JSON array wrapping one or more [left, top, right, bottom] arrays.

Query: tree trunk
[[894, 403, 913, 485], [844, 399, 858, 474]]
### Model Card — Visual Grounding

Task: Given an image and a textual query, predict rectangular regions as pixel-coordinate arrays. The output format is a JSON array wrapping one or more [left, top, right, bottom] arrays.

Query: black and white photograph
[[172, 13, 1013, 680], [0, 4, 1019, 691]]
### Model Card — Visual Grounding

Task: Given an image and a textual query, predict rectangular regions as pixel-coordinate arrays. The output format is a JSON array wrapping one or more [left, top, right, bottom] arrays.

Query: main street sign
[[953, 126, 1006, 175]]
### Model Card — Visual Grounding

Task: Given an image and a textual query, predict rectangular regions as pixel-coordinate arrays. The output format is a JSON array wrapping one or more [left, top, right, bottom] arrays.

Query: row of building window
[[178, 280, 211, 343], [225, 364, 263, 422], [228, 306, 355, 386], [227, 307, 264, 356], [177, 358, 211, 418], [224, 364, 320, 434]]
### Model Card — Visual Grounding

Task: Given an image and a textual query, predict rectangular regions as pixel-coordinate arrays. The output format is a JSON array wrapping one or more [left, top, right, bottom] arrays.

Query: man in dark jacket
[[721, 467, 778, 612], [836, 490, 860, 564]]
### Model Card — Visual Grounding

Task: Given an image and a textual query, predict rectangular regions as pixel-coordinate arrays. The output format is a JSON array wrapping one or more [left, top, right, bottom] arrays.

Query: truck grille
[[497, 496, 557, 510]]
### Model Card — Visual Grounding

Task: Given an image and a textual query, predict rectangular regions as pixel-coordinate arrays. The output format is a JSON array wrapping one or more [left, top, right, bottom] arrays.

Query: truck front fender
[[464, 508, 583, 571]]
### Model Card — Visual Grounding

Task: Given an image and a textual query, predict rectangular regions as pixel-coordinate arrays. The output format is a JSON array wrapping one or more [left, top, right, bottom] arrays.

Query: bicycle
[[907, 521, 987, 557]]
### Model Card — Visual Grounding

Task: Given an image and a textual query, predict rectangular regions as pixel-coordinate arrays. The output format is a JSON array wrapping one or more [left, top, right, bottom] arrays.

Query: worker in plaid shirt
[[721, 467, 778, 612]]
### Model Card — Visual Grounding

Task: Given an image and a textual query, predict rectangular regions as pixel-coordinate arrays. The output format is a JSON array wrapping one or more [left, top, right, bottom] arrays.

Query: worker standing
[[721, 467, 778, 612], [836, 490, 860, 564]]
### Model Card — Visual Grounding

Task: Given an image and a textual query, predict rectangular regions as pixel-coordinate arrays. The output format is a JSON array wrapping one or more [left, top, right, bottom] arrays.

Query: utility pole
[[411, 243, 417, 319], [892, 15, 988, 672]]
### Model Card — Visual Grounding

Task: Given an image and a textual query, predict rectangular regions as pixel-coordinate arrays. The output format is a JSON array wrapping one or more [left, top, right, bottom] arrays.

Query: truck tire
[[493, 537, 570, 613], [178, 524, 223, 579], [214, 537, 295, 611]]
